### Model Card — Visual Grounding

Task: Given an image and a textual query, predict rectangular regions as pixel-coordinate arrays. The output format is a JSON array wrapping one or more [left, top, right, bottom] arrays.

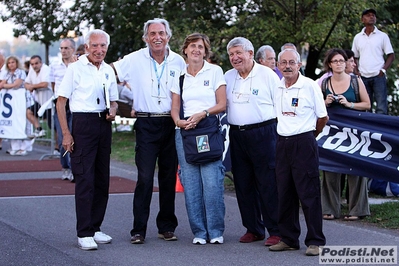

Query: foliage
[[1, 0, 70, 64]]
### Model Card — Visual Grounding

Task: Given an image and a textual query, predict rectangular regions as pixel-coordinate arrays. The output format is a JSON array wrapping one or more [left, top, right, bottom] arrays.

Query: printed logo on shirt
[[105, 73, 109, 80], [291, 98, 299, 107], [204, 80, 209, 86], [252, 88, 259, 95], [170, 70, 175, 77]]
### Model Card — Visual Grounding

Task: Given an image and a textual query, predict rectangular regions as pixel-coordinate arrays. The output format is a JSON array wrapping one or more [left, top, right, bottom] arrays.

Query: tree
[[1, 0, 70, 64]]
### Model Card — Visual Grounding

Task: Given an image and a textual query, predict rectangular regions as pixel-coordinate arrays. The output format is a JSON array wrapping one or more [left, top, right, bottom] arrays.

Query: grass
[[111, 129, 136, 166], [364, 201, 399, 229]]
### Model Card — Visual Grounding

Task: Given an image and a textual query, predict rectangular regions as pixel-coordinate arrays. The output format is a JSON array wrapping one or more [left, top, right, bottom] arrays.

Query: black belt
[[230, 118, 277, 131], [136, 112, 171, 118], [278, 131, 314, 140], [73, 111, 108, 118]]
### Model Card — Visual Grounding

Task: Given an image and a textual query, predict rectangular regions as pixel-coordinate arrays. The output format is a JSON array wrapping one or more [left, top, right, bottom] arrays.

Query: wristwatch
[[203, 110, 210, 117], [381, 69, 386, 75]]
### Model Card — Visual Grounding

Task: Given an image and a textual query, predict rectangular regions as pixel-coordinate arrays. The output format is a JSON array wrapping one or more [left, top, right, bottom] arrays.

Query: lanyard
[[151, 55, 167, 102]]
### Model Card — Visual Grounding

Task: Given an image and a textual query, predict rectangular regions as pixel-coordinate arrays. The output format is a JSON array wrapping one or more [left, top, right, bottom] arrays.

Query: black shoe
[[131, 234, 145, 244], [158, 231, 178, 241]]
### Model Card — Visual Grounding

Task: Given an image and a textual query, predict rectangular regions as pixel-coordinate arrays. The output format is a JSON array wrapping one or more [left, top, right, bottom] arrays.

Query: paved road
[[1, 140, 398, 266]]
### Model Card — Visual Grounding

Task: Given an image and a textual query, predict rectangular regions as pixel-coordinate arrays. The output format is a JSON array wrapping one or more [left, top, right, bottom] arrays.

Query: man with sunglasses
[[270, 48, 328, 256]]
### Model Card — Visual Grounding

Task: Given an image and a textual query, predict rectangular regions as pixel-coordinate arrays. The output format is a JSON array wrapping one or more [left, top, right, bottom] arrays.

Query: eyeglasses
[[330, 59, 346, 64], [59, 47, 71, 50], [279, 61, 297, 67]]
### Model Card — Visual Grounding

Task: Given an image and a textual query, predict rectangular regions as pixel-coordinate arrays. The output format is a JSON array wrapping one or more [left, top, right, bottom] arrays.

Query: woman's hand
[[186, 111, 206, 130]]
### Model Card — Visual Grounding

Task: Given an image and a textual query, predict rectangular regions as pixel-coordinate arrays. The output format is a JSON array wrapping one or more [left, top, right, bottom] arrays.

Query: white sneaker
[[78, 237, 98, 250], [210, 236, 224, 244], [192, 237, 206, 245], [62, 168, 70, 180], [34, 129, 46, 138], [94, 231, 112, 244], [15, 150, 27, 156], [123, 125, 131, 131], [116, 124, 127, 131]]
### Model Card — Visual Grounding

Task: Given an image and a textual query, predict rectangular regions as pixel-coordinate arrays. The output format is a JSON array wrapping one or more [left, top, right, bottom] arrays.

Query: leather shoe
[[306, 245, 320, 256], [264, 235, 281, 246], [158, 231, 178, 241], [239, 232, 265, 243], [269, 241, 299, 251], [131, 234, 145, 244]]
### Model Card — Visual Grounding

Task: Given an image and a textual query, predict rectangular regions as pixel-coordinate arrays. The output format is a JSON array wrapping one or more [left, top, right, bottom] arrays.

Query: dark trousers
[[229, 122, 280, 237], [71, 112, 111, 237], [275, 131, 326, 247], [131, 117, 178, 237]]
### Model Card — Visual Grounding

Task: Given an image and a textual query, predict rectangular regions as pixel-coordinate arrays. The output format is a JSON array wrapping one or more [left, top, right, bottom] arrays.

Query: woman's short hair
[[181, 33, 211, 61]]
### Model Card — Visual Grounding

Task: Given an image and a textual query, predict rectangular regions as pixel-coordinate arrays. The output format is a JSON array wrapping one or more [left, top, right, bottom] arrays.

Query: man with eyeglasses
[[269, 48, 328, 256], [225, 37, 281, 247], [352, 8, 394, 114], [255, 45, 282, 79], [50, 38, 76, 182]]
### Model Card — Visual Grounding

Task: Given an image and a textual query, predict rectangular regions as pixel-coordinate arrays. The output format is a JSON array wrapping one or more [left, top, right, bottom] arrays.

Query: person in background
[[171, 33, 226, 245], [320, 48, 371, 221], [0, 53, 5, 151], [269, 48, 328, 256], [352, 8, 394, 114], [56, 29, 118, 251], [255, 45, 282, 79], [25, 55, 52, 138], [112, 18, 186, 244], [76, 44, 86, 57], [0, 56, 29, 155], [225, 37, 281, 247], [50, 38, 76, 182], [116, 81, 133, 132]]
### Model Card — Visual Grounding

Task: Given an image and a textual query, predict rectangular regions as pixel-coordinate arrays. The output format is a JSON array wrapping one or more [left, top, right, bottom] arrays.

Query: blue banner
[[317, 108, 399, 183]]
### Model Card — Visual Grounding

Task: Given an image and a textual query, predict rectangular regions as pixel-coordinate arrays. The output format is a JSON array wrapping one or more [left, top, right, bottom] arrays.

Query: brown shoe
[[306, 245, 320, 256], [264, 235, 281, 246], [269, 241, 299, 251], [130, 234, 145, 244], [239, 232, 265, 243], [158, 231, 178, 241]]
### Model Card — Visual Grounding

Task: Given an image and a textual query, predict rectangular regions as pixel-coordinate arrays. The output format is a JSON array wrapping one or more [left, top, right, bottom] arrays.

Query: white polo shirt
[[50, 60, 68, 96], [25, 64, 53, 106], [352, 26, 394, 78], [171, 61, 225, 117], [275, 74, 327, 136], [225, 62, 279, 125], [113, 47, 186, 113], [56, 55, 118, 113]]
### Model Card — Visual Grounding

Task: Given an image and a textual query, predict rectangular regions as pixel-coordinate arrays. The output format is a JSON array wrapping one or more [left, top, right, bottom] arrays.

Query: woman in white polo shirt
[[171, 33, 226, 245]]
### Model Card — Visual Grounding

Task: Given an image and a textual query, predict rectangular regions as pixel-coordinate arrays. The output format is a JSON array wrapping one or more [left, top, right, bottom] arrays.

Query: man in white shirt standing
[[50, 38, 76, 181], [352, 8, 395, 114], [56, 29, 119, 251], [269, 48, 328, 256], [25, 55, 53, 137]]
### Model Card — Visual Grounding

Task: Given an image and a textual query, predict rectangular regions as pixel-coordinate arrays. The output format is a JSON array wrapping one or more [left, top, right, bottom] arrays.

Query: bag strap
[[179, 74, 185, 119], [350, 75, 360, 102], [321, 76, 330, 100]]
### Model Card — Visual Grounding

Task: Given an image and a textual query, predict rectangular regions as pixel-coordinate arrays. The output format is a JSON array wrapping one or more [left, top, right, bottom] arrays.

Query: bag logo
[[196, 135, 210, 153]]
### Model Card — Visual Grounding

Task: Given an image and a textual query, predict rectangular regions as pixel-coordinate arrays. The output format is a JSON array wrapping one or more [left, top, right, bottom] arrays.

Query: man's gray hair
[[84, 29, 110, 47], [255, 45, 275, 62], [61, 38, 76, 51], [277, 49, 301, 63], [226, 37, 254, 53], [281, 42, 296, 51], [142, 18, 172, 41]]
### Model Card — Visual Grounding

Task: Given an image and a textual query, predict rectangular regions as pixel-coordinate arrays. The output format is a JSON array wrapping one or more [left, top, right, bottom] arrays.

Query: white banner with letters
[[0, 88, 28, 139]]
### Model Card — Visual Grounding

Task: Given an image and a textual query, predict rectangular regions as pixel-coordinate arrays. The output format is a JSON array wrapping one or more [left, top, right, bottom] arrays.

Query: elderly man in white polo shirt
[[56, 29, 118, 251], [269, 48, 328, 256], [225, 37, 281, 247], [112, 18, 186, 244]]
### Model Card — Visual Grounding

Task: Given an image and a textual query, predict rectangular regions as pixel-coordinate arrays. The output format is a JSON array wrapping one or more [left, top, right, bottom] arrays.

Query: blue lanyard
[[151, 55, 167, 99]]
